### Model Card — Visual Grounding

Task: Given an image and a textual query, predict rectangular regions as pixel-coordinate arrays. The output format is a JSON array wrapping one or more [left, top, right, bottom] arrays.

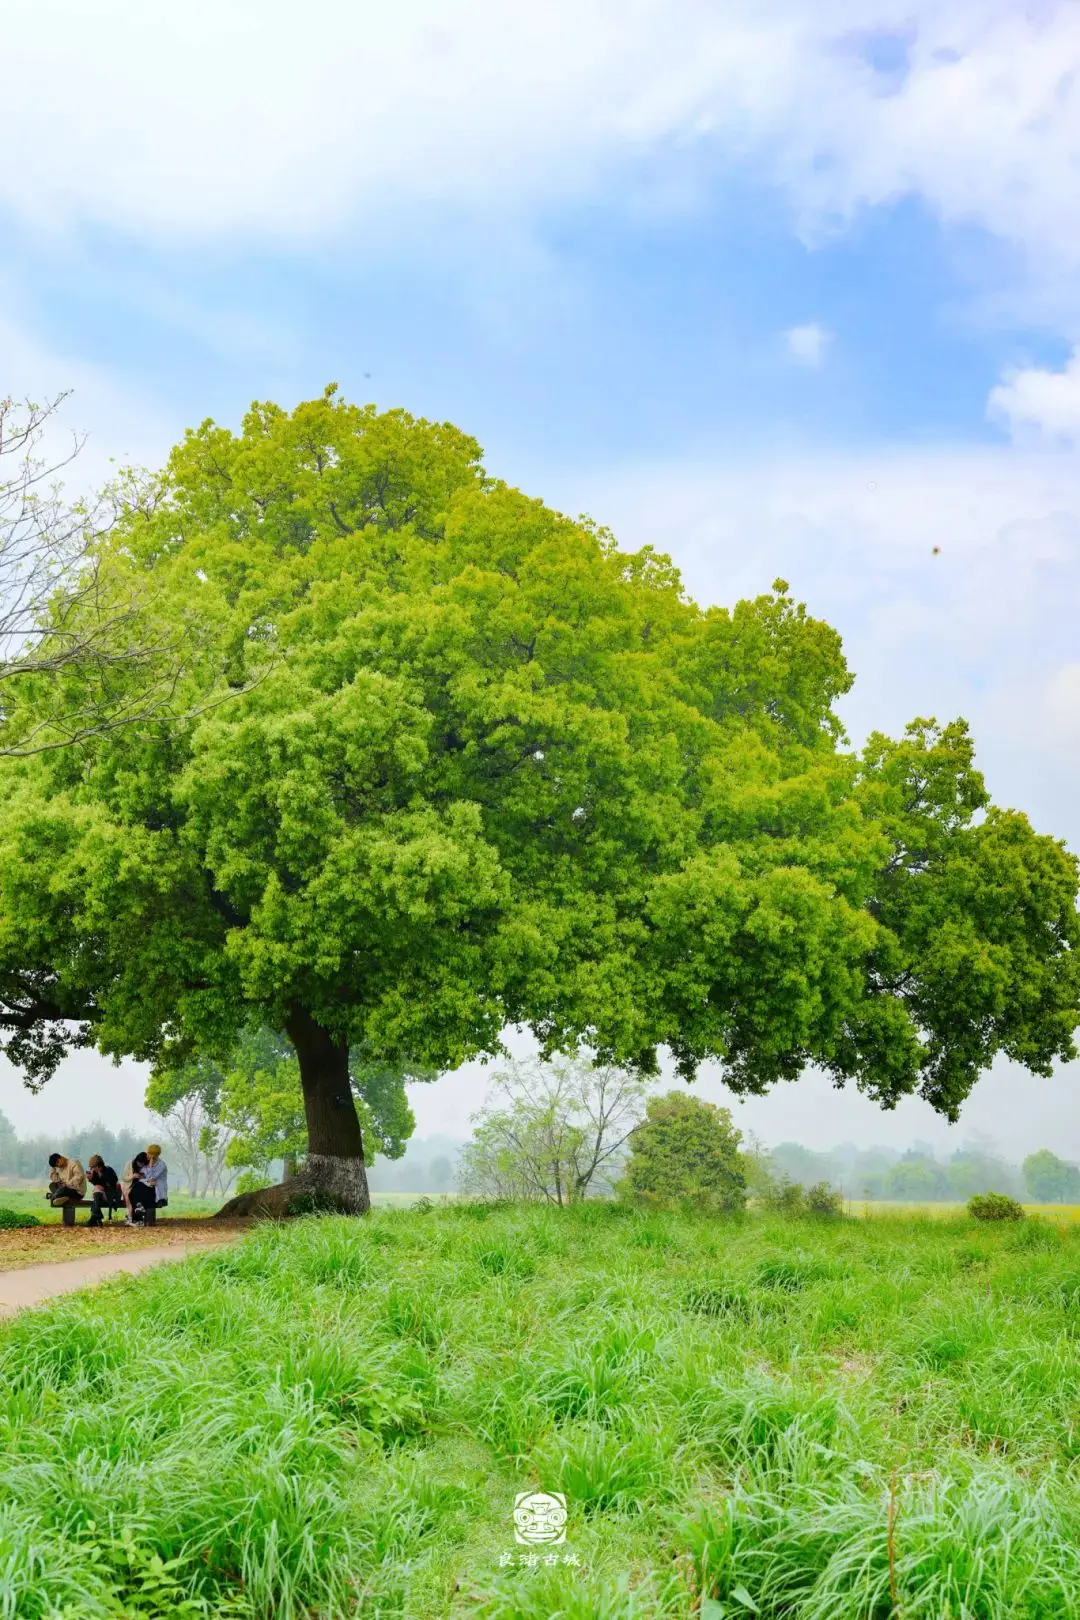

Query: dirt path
[[0, 1217, 251, 1276], [0, 1240, 232, 1314]]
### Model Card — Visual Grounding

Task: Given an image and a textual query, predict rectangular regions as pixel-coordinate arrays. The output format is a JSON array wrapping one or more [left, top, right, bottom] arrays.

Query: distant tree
[[944, 1149, 1019, 1202], [738, 1131, 779, 1201], [768, 1142, 839, 1188], [0, 1109, 18, 1178], [805, 1181, 844, 1217], [845, 1147, 899, 1201], [217, 1028, 307, 1183], [146, 1055, 234, 1196], [621, 1092, 746, 1211], [459, 1058, 649, 1205], [883, 1154, 949, 1202], [1022, 1149, 1080, 1204]]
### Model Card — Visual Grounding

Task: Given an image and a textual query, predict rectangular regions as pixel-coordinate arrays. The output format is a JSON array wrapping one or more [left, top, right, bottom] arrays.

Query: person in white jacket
[[142, 1145, 169, 1210]]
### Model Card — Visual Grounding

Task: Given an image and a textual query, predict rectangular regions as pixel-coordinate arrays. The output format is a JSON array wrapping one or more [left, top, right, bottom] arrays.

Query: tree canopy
[[0, 388, 1076, 1211]]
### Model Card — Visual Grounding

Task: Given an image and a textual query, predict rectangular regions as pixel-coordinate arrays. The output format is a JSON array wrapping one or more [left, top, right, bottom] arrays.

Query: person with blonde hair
[[142, 1143, 169, 1212]]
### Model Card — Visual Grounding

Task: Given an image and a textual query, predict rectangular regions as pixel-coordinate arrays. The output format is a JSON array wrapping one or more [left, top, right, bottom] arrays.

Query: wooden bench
[[54, 1198, 156, 1228]]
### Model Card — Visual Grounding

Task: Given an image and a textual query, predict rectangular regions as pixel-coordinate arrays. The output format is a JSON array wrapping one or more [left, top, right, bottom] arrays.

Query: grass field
[[2, 1203, 1080, 1618], [853, 1199, 1080, 1222], [0, 1185, 451, 1226], [0, 1186, 225, 1223]]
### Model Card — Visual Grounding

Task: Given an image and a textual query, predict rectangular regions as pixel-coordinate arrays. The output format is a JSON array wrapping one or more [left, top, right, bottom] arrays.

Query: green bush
[[622, 1093, 746, 1212], [763, 1178, 807, 1215], [0, 1206, 39, 1229], [233, 1171, 273, 1196], [968, 1191, 1025, 1222], [805, 1181, 844, 1217]]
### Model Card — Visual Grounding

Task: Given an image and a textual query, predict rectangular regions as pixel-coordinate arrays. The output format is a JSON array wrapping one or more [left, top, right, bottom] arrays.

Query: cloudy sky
[[3, 0, 1080, 1160]]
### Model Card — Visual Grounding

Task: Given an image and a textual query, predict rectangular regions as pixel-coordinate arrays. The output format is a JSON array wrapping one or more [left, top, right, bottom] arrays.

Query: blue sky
[[4, 0, 1080, 1153], [3, 179, 1063, 477]]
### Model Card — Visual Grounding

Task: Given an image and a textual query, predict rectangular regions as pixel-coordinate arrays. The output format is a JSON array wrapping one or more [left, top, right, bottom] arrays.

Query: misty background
[[2, 1033, 1075, 1195]]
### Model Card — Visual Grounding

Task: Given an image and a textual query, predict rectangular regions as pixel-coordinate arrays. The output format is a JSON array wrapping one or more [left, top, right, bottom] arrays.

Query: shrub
[[234, 1171, 273, 1196], [0, 1206, 39, 1229], [805, 1181, 844, 1217], [762, 1178, 807, 1215], [623, 1093, 746, 1212], [968, 1191, 1025, 1222]]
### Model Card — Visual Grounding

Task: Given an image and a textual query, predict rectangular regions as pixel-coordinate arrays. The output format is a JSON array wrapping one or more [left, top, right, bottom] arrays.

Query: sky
[[3, 0, 1080, 1161]]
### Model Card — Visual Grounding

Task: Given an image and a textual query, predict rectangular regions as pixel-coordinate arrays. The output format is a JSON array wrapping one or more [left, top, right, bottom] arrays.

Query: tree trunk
[[214, 1008, 371, 1219], [281, 1155, 297, 1182]]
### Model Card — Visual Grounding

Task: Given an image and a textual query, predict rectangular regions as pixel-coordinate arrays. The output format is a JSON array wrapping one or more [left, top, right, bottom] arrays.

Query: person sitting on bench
[[120, 1152, 155, 1224], [142, 1144, 168, 1212], [46, 1153, 86, 1210], [87, 1155, 121, 1226]]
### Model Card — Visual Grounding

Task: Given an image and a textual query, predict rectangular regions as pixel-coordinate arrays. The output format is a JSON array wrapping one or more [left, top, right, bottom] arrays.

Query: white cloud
[[785, 322, 832, 366], [556, 440, 1080, 847], [2, 0, 1080, 320], [988, 347, 1080, 445]]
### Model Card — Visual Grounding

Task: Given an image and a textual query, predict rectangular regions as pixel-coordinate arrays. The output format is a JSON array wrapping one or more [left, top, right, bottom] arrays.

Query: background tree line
[[5, 1051, 1080, 1208], [454, 1058, 1080, 1209], [0, 1112, 150, 1182], [765, 1140, 1080, 1204]]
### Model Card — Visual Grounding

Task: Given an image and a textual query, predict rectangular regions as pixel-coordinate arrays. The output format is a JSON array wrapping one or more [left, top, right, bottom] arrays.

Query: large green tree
[[0, 389, 1076, 1213]]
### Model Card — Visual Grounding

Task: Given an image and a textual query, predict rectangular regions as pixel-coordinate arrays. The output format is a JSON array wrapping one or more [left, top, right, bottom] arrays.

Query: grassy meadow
[[0, 1186, 224, 1223], [2, 1203, 1080, 1618], [0, 1185, 449, 1226]]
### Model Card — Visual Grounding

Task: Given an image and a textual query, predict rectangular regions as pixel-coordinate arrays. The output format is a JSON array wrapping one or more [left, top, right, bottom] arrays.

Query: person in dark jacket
[[86, 1155, 121, 1226], [121, 1152, 155, 1223]]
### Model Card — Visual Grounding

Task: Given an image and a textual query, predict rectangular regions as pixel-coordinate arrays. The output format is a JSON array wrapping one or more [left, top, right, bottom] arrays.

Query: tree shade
[[0, 389, 1076, 1211]]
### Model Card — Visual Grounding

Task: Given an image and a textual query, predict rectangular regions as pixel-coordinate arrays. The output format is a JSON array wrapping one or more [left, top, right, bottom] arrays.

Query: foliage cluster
[[1022, 1149, 1080, 1204], [968, 1191, 1027, 1223], [758, 1176, 844, 1217], [0, 1206, 39, 1229], [2, 1206, 1080, 1615], [621, 1092, 746, 1211]]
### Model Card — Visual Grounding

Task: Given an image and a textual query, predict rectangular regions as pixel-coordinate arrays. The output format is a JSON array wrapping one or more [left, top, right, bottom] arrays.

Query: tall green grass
[[0, 1205, 1079, 1616]]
